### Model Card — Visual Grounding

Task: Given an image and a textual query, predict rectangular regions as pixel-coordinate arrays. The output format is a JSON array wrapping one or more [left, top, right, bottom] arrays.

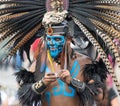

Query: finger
[[44, 79, 56, 82], [60, 71, 69, 77], [60, 73, 67, 79], [61, 70, 67, 73], [45, 73, 56, 78], [44, 75, 57, 79], [62, 70, 70, 75], [44, 73, 55, 78], [59, 70, 67, 76], [62, 69, 69, 72], [56, 71, 62, 76], [43, 79, 56, 85], [46, 73, 55, 76]]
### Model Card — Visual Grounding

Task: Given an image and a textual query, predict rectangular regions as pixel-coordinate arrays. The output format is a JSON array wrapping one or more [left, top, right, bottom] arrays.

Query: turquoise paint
[[44, 60, 81, 105]]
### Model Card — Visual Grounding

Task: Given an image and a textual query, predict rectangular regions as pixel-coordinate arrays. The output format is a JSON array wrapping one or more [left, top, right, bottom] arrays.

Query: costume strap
[[70, 78, 86, 92]]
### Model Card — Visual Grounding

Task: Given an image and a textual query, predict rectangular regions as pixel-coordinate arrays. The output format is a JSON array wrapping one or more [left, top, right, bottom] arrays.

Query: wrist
[[42, 78, 48, 85], [32, 79, 47, 94], [70, 78, 86, 92]]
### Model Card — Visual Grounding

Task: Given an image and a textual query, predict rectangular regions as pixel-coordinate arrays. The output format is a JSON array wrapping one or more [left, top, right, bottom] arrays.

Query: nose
[[50, 40, 53, 44], [50, 39, 55, 45]]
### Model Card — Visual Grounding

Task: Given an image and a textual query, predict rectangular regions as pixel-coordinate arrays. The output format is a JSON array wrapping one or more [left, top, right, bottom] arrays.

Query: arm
[[109, 88, 120, 106], [15, 68, 57, 105], [111, 97, 120, 106], [59, 59, 108, 106], [15, 68, 41, 106], [60, 70, 104, 105]]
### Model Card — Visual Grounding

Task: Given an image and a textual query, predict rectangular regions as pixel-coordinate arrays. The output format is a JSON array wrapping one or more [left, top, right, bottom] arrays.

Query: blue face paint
[[52, 79, 75, 97], [52, 61, 80, 97], [44, 61, 81, 104], [70, 60, 80, 78], [45, 67, 75, 97], [45, 66, 51, 73], [56, 79, 75, 97], [46, 35, 65, 58]]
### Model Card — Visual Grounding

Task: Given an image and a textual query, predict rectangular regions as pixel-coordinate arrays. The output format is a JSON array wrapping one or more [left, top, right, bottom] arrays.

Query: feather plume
[[0, 0, 120, 95], [72, 17, 120, 95], [0, 0, 46, 61], [68, 0, 120, 94]]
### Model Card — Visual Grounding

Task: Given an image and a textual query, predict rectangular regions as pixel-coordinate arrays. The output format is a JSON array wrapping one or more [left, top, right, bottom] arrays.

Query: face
[[46, 35, 65, 58]]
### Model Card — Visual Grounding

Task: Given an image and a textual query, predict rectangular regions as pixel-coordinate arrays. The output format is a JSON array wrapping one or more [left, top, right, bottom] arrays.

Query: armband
[[70, 78, 86, 92], [32, 79, 47, 94]]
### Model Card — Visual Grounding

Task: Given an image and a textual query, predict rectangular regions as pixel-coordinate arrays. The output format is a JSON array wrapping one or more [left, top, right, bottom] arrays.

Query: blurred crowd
[[0, 65, 22, 106], [0, 39, 36, 106]]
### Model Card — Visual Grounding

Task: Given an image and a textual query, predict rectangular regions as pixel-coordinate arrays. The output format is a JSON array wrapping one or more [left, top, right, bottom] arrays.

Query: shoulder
[[72, 52, 92, 66], [70, 52, 92, 80]]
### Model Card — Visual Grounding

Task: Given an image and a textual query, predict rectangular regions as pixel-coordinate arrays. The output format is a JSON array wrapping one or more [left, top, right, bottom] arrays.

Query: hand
[[42, 72, 57, 85], [59, 69, 72, 84]]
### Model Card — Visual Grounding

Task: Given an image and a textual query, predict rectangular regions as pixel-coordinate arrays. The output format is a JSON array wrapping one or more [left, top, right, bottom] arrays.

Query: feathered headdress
[[0, 0, 120, 94]]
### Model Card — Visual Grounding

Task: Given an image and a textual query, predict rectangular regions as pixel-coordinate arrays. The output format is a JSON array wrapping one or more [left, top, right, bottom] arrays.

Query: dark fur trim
[[15, 68, 35, 86], [78, 79, 105, 106], [15, 68, 41, 105], [70, 75, 104, 106], [78, 59, 108, 106], [83, 59, 108, 82], [18, 84, 41, 106]]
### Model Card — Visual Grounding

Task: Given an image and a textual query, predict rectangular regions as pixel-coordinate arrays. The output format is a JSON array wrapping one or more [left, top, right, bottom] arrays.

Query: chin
[[50, 51, 59, 58], [51, 55, 58, 58]]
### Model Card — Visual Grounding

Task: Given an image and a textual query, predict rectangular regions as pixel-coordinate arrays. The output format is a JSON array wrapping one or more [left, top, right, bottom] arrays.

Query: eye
[[47, 38, 51, 41], [54, 38, 61, 41]]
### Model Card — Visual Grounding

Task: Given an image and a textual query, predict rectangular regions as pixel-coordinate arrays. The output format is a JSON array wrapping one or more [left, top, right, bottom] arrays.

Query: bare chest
[[41, 79, 80, 106], [41, 60, 82, 106]]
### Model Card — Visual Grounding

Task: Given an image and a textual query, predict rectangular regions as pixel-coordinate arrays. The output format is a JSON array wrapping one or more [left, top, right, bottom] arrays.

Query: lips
[[50, 48, 56, 50]]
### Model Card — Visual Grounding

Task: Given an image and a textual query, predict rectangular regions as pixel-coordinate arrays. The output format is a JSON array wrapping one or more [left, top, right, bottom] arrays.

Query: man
[[15, 21, 108, 106], [0, 0, 119, 106], [96, 75, 120, 106]]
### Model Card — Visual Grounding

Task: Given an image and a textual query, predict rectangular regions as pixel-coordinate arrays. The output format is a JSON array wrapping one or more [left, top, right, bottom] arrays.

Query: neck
[[53, 57, 61, 65]]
